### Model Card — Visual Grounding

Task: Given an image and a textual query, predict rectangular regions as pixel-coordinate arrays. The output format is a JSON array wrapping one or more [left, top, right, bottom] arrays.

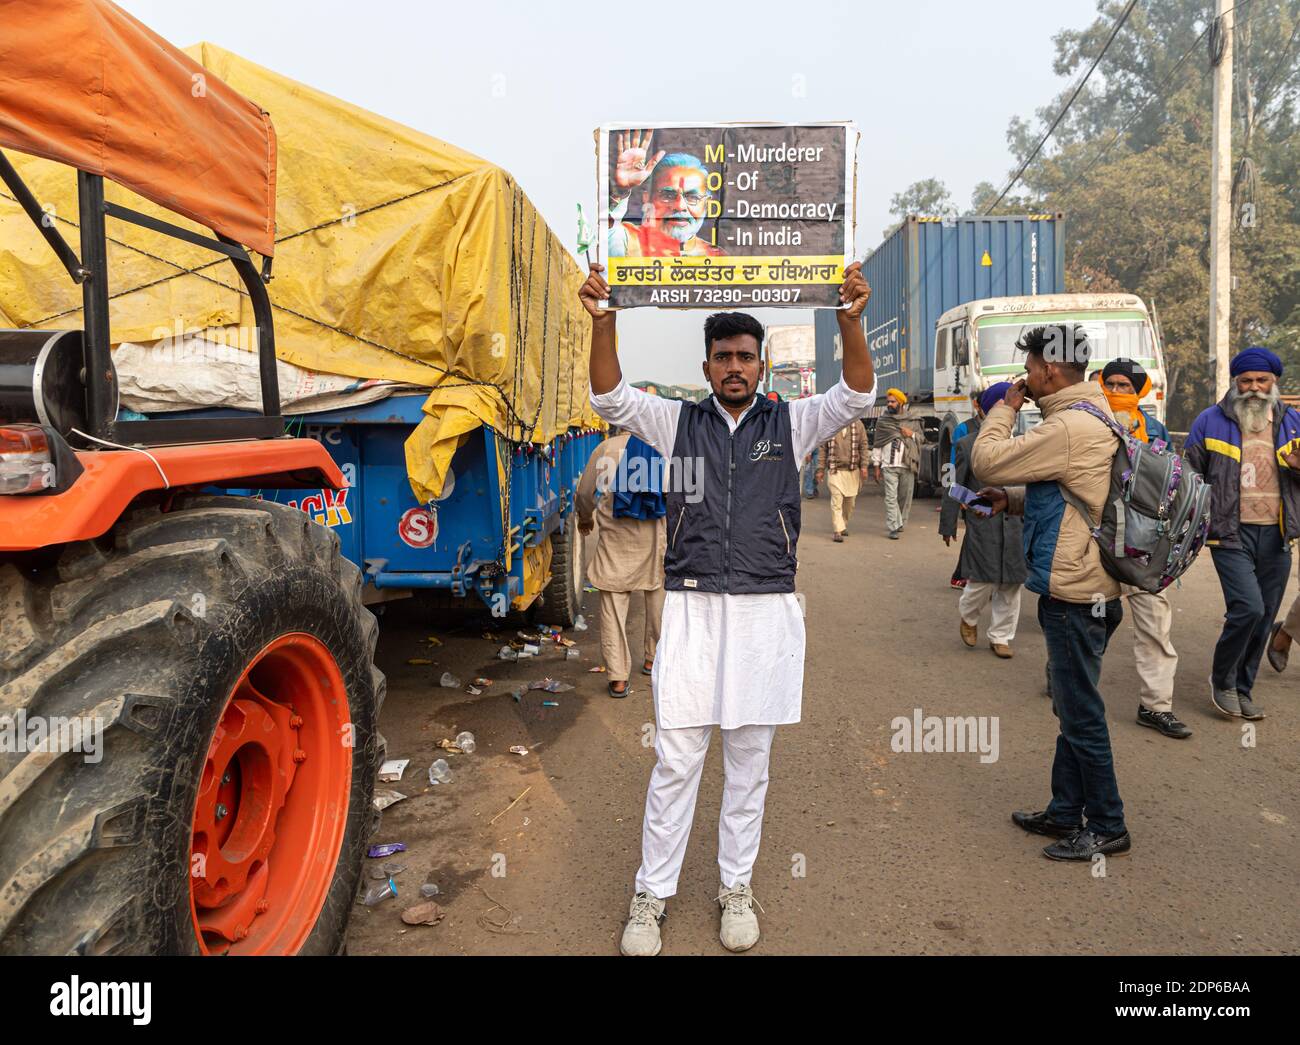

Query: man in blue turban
[[1184, 346, 1300, 720]]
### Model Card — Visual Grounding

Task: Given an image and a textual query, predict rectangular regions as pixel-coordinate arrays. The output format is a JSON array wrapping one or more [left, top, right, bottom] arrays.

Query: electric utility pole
[[1209, 0, 1234, 399]]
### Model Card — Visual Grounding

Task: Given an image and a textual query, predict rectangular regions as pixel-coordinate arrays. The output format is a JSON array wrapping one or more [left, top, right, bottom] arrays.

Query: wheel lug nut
[[256, 900, 270, 914], [234, 924, 248, 941], [221, 772, 231, 786], [290, 714, 304, 728], [293, 749, 307, 763], [215, 803, 229, 821]]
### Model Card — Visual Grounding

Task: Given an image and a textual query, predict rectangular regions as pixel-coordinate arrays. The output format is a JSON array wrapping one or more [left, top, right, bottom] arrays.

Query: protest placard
[[596, 122, 858, 309]]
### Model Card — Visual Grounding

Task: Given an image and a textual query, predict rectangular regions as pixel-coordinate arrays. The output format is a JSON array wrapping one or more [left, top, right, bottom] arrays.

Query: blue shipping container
[[815, 214, 1064, 396]]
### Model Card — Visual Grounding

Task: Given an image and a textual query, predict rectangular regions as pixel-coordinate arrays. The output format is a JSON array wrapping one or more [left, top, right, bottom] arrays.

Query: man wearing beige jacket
[[576, 431, 667, 698], [816, 421, 869, 542], [971, 325, 1131, 863]]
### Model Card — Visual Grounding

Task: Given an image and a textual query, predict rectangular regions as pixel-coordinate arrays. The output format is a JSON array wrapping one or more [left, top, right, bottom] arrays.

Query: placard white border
[[594, 121, 859, 310]]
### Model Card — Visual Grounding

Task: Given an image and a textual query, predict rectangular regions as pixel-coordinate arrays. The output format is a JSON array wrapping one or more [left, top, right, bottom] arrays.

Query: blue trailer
[[815, 213, 1066, 491], [815, 214, 1066, 399], [218, 396, 603, 623]]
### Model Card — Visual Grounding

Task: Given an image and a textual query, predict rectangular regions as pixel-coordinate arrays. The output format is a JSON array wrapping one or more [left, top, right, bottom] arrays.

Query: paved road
[[347, 486, 1300, 955]]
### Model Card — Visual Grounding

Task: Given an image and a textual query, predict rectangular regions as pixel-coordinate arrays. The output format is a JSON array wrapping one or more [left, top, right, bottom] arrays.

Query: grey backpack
[[1060, 401, 1212, 594]]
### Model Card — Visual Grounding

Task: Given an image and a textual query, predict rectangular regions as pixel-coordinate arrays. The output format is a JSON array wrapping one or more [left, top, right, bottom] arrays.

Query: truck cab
[[933, 292, 1168, 467]]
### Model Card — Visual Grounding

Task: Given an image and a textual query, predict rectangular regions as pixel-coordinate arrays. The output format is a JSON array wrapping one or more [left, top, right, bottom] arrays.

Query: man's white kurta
[[590, 376, 876, 729]]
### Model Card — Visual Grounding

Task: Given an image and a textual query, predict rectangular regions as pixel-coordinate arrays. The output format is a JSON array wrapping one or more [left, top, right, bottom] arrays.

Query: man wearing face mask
[[1184, 347, 1300, 721], [1096, 359, 1191, 740], [607, 130, 725, 258], [579, 262, 875, 956]]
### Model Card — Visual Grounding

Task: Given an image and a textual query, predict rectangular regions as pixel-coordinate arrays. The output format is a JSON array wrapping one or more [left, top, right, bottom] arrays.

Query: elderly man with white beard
[[1184, 347, 1300, 721]]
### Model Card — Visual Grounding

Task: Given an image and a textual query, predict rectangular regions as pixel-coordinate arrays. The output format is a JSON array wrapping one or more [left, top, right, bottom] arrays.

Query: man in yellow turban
[[870, 389, 922, 539]]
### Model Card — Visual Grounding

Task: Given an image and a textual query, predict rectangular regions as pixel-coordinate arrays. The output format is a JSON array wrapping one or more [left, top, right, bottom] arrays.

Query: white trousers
[[634, 723, 777, 899], [599, 587, 665, 682], [959, 580, 1022, 644], [1125, 587, 1178, 713], [828, 469, 860, 533]]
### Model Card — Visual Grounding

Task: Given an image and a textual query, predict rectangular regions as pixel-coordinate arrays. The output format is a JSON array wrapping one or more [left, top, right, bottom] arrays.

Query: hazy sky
[[120, 0, 1100, 384]]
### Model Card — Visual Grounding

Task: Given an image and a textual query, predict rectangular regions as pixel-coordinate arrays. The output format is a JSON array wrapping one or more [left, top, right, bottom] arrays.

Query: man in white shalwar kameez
[[579, 262, 876, 955]]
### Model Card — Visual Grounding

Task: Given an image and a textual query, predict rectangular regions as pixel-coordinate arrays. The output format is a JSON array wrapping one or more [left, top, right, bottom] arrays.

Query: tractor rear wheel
[[0, 495, 384, 955]]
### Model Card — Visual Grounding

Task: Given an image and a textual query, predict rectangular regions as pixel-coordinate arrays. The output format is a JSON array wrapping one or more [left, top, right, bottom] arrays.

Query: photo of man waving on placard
[[607, 129, 726, 258]]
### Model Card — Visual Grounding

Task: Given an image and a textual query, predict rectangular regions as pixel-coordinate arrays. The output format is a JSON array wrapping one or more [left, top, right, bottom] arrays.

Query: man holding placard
[[578, 261, 875, 956]]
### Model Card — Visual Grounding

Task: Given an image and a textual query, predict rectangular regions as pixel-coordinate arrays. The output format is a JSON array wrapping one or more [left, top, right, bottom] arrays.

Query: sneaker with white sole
[[717, 883, 762, 952], [619, 892, 665, 956]]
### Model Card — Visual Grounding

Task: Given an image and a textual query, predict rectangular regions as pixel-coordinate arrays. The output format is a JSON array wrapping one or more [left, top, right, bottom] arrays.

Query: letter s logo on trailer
[[398, 507, 438, 548]]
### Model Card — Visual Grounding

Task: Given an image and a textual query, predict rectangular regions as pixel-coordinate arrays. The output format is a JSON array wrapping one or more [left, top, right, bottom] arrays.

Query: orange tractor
[[0, 1, 383, 953]]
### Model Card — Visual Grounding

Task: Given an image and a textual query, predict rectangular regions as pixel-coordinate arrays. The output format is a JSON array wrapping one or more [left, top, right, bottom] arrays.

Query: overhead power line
[[983, 0, 1140, 214], [1051, 0, 1273, 203]]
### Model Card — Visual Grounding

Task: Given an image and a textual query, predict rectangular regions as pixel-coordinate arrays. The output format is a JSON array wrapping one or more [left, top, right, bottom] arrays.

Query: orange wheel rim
[[189, 633, 352, 955]]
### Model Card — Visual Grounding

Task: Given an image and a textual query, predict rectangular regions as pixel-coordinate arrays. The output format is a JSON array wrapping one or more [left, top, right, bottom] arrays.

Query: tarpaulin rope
[[1, 176, 556, 438]]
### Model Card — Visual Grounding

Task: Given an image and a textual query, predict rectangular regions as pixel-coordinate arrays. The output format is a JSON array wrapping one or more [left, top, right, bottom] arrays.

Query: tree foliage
[[1010, 0, 1300, 425]]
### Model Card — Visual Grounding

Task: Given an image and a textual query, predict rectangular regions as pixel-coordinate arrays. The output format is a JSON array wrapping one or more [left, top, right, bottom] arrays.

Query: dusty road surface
[[346, 486, 1300, 956]]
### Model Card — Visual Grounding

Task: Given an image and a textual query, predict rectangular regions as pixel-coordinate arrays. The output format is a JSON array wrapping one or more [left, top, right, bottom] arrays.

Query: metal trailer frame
[[0, 151, 283, 446], [214, 395, 602, 613]]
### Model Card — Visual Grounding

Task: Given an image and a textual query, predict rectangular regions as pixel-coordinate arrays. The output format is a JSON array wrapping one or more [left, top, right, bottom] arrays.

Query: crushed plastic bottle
[[498, 646, 519, 661], [510, 685, 526, 702], [361, 878, 397, 906], [439, 672, 461, 688], [455, 731, 477, 754], [420, 882, 441, 898], [573, 614, 588, 631], [529, 678, 575, 693], [428, 758, 452, 785], [382, 861, 406, 877]]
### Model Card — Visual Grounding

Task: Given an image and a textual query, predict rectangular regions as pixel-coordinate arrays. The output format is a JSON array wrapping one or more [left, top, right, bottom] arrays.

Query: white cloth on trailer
[[113, 336, 421, 415]]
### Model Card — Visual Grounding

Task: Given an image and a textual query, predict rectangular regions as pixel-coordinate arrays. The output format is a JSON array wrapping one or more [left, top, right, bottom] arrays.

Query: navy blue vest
[[663, 394, 801, 594]]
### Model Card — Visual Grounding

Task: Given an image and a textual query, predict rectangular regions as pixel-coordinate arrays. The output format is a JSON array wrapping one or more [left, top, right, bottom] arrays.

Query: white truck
[[930, 292, 1169, 470]]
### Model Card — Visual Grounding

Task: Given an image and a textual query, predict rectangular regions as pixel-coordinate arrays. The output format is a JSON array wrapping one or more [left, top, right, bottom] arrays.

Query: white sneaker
[[717, 883, 762, 952], [619, 892, 665, 956]]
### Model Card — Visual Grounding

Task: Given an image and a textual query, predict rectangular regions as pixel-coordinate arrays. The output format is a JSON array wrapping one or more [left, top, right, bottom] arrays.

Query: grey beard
[[1232, 387, 1280, 434], [663, 213, 702, 243]]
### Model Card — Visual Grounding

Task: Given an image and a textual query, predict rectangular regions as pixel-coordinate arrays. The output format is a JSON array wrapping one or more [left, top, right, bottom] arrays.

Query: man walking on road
[[970, 325, 1131, 862], [579, 262, 876, 956], [1267, 562, 1300, 672], [939, 382, 1026, 659], [576, 431, 667, 698], [871, 389, 921, 539], [1184, 347, 1300, 721], [1096, 359, 1191, 739], [816, 420, 868, 542]]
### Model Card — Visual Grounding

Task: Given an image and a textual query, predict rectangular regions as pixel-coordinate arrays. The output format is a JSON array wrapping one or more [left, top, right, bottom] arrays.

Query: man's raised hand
[[837, 261, 871, 320], [614, 129, 666, 193], [1002, 379, 1028, 413], [579, 265, 613, 322]]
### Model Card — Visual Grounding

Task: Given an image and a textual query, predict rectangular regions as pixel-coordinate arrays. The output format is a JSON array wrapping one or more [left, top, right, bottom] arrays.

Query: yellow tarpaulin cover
[[0, 42, 600, 502]]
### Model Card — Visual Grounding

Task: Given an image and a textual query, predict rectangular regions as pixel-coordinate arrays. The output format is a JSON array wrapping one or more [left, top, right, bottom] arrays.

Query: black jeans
[[1038, 594, 1125, 836], [1209, 524, 1293, 698]]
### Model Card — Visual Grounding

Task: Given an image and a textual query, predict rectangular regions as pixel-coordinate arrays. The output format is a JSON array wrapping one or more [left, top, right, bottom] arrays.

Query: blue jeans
[[802, 448, 819, 497], [1209, 524, 1293, 698], [1038, 594, 1126, 836]]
